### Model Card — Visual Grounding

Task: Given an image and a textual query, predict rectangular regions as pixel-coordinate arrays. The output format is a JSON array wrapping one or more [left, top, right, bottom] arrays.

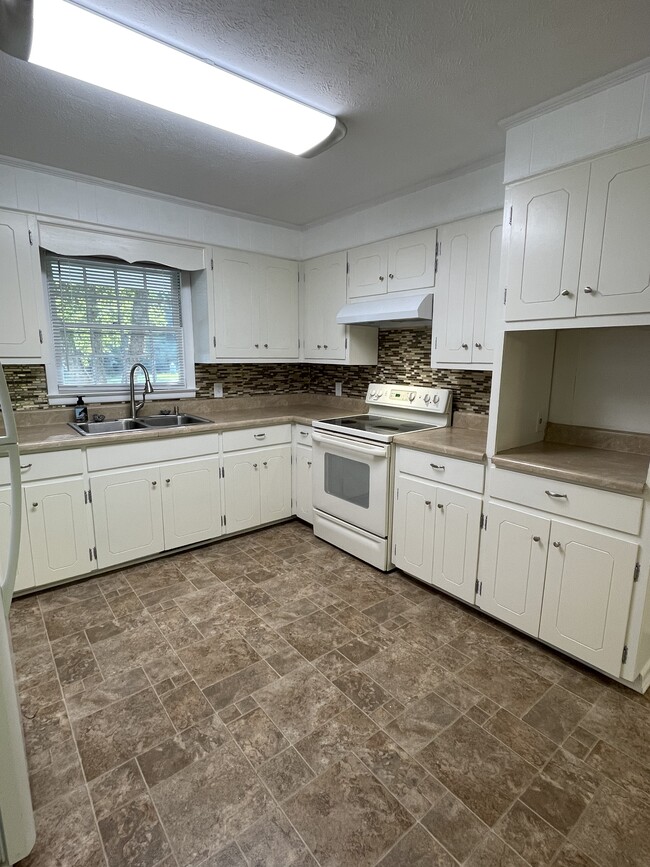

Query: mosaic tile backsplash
[[7, 330, 491, 414]]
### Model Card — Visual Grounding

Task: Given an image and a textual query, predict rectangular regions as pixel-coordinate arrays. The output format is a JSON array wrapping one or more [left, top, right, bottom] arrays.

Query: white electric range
[[312, 383, 452, 570]]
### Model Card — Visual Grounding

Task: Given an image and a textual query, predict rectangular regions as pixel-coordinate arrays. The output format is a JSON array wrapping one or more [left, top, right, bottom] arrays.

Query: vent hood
[[336, 292, 433, 329]]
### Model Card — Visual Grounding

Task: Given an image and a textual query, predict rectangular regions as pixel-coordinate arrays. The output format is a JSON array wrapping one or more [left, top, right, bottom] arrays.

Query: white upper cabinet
[[346, 228, 437, 300], [432, 211, 502, 368], [578, 142, 650, 316], [504, 139, 650, 323], [193, 247, 299, 362], [0, 210, 43, 360], [302, 252, 378, 364], [505, 164, 590, 321]]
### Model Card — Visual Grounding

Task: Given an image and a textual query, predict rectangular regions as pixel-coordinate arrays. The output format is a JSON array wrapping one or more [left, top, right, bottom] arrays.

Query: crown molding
[[499, 56, 650, 130]]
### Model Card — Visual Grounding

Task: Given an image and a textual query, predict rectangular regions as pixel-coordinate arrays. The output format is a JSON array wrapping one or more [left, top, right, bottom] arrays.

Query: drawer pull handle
[[424, 500, 431, 506], [20, 463, 32, 470], [553, 541, 562, 548], [532, 535, 541, 542], [300, 431, 309, 437], [430, 463, 445, 470], [254, 433, 266, 439], [545, 490, 567, 499]]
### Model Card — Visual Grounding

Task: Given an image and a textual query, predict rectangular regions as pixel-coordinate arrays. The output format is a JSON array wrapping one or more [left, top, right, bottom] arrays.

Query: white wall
[[503, 60, 650, 183], [300, 162, 505, 259], [0, 158, 302, 259], [550, 327, 650, 434]]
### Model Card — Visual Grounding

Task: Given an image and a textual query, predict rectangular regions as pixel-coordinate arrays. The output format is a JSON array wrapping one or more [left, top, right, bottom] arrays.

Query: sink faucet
[[129, 363, 154, 418]]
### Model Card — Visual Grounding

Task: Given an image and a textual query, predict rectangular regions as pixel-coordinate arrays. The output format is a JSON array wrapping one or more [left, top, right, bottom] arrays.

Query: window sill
[[47, 390, 196, 406]]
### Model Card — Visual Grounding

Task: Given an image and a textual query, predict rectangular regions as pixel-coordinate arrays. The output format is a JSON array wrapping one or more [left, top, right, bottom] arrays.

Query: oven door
[[312, 429, 390, 537]]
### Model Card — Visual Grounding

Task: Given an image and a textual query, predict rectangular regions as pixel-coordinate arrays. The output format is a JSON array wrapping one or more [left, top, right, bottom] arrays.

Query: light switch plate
[[213, 383, 224, 398], [335, 382, 342, 397]]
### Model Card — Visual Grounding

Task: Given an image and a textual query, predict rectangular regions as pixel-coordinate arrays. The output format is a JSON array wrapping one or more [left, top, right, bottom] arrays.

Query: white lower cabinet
[[0, 489, 34, 593], [223, 445, 292, 534], [161, 457, 222, 548], [539, 523, 638, 676], [91, 467, 164, 569], [392, 465, 482, 603], [25, 478, 94, 585], [293, 443, 313, 524]]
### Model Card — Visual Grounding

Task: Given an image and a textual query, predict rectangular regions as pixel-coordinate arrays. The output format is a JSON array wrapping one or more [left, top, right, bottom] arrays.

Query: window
[[45, 255, 193, 398]]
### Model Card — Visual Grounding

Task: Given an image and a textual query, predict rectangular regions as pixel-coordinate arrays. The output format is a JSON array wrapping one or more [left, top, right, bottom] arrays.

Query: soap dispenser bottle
[[74, 396, 88, 423]]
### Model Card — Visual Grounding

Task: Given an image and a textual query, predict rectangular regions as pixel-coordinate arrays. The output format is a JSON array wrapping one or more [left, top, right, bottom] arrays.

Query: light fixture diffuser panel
[[29, 0, 344, 156]]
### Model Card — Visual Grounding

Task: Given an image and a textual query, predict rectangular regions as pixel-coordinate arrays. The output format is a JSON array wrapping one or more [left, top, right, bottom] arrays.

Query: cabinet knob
[[253, 463, 258, 469], [561, 289, 571, 297], [151, 481, 157, 487], [437, 503, 444, 510], [475, 342, 482, 349], [553, 541, 561, 548], [323, 344, 328, 349], [584, 286, 594, 294], [254, 343, 259, 348], [388, 273, 394, 279], [32, 502, 38, 509], [424, 500, 431, 507], [532, 535, 540, 542], [379, 275, 384, 281], [263, 461, 268, 467], [264, 344, 268, 349], [307, 461, 312, 467], [165, 478, 171, 485], [462, 343, 469, 350], [317, 344, 322, 349]]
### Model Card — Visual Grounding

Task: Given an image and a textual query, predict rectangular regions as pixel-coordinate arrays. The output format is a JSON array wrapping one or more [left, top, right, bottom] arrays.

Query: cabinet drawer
[[222, 424, 292, 452], [395, 446, 485, 493], [87, 433, 220, 472], [293, 424, 313, 446], [0, 449, 84, 485], [489, 468, 642, 535]]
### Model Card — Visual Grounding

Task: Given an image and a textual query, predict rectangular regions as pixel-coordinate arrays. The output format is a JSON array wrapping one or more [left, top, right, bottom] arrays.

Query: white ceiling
[[1, 0, 650, 226]]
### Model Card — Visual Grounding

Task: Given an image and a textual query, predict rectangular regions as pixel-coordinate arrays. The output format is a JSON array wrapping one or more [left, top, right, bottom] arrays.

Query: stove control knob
[[433, 394, 440, 404], [408, 392, 416, 402], [423, 394, 431, 404]]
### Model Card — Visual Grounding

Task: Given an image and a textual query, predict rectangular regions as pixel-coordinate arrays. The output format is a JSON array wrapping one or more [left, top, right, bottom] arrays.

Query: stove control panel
[[365, 383, 451, 413]]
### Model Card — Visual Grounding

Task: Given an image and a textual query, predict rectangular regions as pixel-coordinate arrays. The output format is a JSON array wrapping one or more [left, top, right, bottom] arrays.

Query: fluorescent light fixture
[[28, 0, 345, 156]]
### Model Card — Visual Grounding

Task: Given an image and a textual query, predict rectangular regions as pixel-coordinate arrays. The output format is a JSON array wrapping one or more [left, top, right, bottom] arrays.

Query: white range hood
[[336, 292, 433, 329]]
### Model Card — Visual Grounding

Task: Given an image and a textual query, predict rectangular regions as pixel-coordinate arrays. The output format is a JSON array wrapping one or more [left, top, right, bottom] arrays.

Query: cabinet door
[[223, 452, 261, 533], [347, 242, 388, 299], [214, 250, 258, 358], [0, 211, 42, 359], [540, 523, 637, 675], [294, 444, 313, 524], [505, 164, 589, 321], [258, 257, 299, 358], [433, 221, 475, 364], [480, 504, 550, 636], [392, 473, 436, 583], [26, 479, 93, 586], [161, 457, 221, 549], [387, 228, 437, 293], [91, 467, 163, 569], [0, 489, 34, 593], [260, 446, 292, 524], [578, 142, 650, 316], [471, 214, 503, 365], [431, 488, 481, 604], [303, 252, 347, 360]]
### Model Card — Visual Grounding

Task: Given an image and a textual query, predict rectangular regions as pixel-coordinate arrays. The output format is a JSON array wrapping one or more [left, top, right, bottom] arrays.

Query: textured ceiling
[[1, 0, 650, 225]]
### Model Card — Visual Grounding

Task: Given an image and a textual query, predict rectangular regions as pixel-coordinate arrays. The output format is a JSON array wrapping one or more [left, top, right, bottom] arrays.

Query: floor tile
[[552, 842, 599, 866], [522, 684, 590, 744], [361, 642, 446, 704], [178, 632, 260, 688], [41, 595, 114, 641], [202, 660, 278, 710], [464, 833, 529, 866], [28, 738, 84, 811], [581, 690, 650, 768], [88, 758, 148, 822], [494, 799, 564, 867], [519, 748, 600, 835], [72, 687, 175, 780], [258, 747, 315, 801], [295, 705, 377, 773], [333, 668, 391, 713], [237, 803, 317, 867], [585, 739, 650, 800], [22, 699, 72, 766], [385, 690, 460, 754], [137, 714, 229, 788], [161, 680, 214, 731], [277, 609, 355, 660], [483, 708, 557, 769], [97, 792, 171, 867], [375, 823, 456, 867], [417, 716, 535, 826], [228, 707, 290, 766], [262, 598, 320, 629], [421, 790, 488, 863], [200, 842, 248, 866], [313, 649, 355, 680], [362, 594, 415, 624], [254, 663, 350, 743], [266, 645, 307, 676], [284, 754, 414, 867], [51, 632, 100, 686], [337, 632, 393, 665], [459, 653, 553, 716], [151, 741, 270, 866], [66, 667, 150, 721], [235, 618, 289, 657]]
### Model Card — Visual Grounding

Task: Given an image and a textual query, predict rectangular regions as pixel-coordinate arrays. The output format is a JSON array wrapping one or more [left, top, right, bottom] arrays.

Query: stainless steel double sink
[[69, 413, 213, 436]]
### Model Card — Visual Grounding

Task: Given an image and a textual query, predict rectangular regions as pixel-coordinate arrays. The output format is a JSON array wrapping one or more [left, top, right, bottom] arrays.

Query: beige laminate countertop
[[493, 441, 649, 496], [15, 402, 348, 454], [393, 426, 487, 463]]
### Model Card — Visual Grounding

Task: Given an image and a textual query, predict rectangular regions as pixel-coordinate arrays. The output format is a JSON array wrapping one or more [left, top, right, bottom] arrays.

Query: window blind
[[45, 255, 186, 392]]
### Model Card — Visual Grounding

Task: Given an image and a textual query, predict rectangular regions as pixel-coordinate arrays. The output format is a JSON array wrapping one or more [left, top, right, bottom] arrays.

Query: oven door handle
[[311, 430, 389, 457]]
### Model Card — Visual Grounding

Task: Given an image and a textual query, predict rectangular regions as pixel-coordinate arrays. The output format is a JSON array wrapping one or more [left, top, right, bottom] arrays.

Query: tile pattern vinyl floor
[[10, 521, 650, 867]]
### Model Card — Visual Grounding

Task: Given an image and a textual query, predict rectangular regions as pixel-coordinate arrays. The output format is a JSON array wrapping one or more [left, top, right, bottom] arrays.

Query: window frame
[[42, 254, 196, 405]]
